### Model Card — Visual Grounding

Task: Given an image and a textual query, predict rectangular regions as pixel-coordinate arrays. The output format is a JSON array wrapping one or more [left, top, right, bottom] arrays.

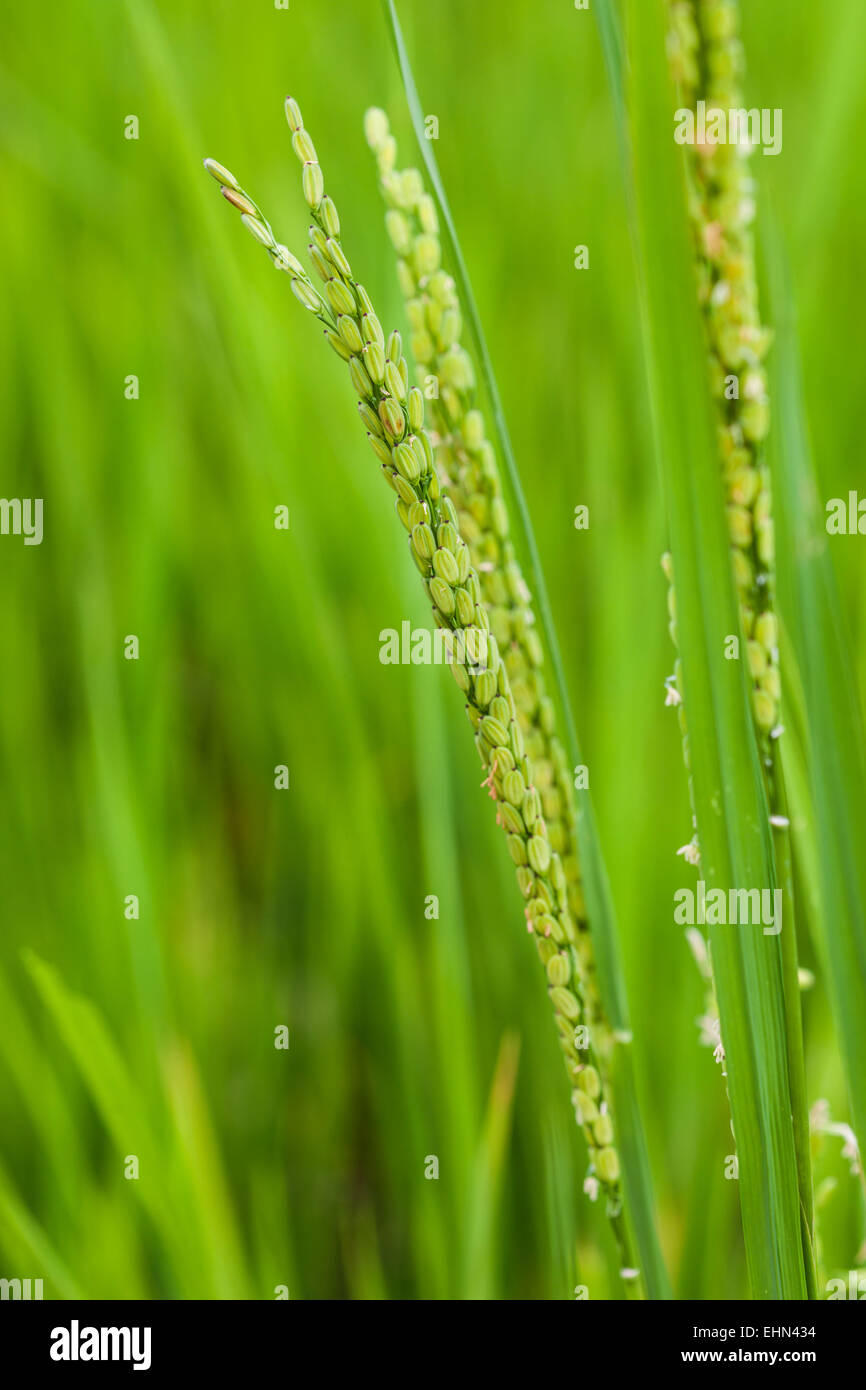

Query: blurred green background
[[0, 0, 863, 1299]]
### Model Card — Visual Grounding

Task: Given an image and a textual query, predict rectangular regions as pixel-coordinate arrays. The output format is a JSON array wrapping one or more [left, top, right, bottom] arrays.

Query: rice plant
[[0, 0, 862, 1306], [612, 0, 863, 1295], [660, 0, 815, 1293], [358, 93, 670, 1298], [203, 97, 666, 1296]]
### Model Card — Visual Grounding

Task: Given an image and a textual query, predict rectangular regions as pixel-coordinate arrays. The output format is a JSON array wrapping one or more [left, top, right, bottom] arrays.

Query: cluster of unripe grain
[[666, 0, 780, 744], [205, 100, 623, 1199], [363, 109, 599, 1009], [278, 100, 619, 1191]]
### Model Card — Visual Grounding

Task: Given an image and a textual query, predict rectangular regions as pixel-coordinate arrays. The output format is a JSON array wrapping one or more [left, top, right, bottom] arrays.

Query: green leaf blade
[[625, 0, 810, 1299]]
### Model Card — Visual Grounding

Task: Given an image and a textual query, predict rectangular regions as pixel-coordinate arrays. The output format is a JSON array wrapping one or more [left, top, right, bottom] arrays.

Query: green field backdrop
[[0, 0, 863, 1299]]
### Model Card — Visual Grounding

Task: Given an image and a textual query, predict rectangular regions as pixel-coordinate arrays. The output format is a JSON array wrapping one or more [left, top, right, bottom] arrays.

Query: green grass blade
[[592, 0, 627, 163], [777, 626, 830, 979], [22, 952, 204, 1296], [164, 1042, 253, 1299], [462, 1033, 520, 1299], [763, 209, 866, 1165], [380, 0, 577, 786], [626, 0, 810, 1299], [543, 1120, 578, 1300], [0, 1161, 84, 1299], [773, 768, 817, 1297]]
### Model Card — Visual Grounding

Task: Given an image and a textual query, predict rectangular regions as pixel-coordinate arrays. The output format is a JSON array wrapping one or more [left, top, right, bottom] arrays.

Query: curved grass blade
[[0, 1161, 84, 1299], [593, 0, 627, 165], [462, 1032, 520, 1299], [380, 0, 580, 799], [22, 952, 246, 1298]]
